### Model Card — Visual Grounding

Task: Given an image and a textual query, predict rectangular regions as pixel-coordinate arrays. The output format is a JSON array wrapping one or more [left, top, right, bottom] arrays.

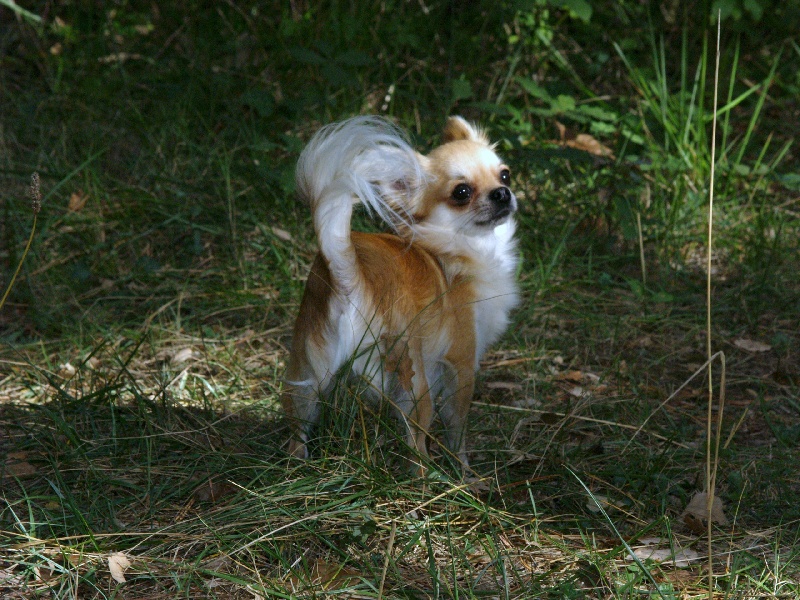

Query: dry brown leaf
[[3, 452, 36, 477], [194, 479, 236, 503], [683, 512, 705, 535], [682, 491, 728, 527], [565, 133, 615, 158], [108, 552, 131, 583], [271, 226, 293, 242], [628, 543, 701, 568], [554, 370, 584, 382], [554, 370, 600, 384], [170, 347, 196, 366], [734, 338, 771, 353], [68, 190, 88, 211]]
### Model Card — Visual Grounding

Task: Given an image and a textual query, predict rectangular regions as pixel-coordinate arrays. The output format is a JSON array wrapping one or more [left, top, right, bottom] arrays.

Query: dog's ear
[[442, 116, 490, 145]]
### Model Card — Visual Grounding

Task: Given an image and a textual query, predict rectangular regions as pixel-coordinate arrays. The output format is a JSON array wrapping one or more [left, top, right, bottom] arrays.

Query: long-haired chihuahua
[[282, 116, 519, 473]]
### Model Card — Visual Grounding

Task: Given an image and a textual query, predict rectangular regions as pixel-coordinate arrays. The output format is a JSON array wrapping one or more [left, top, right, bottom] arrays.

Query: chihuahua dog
[[282, 116, 518, 472]]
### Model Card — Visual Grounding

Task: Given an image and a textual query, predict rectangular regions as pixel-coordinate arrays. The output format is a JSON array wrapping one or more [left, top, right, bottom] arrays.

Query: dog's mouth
[[492, 207, 513, 221], [475, 206, 514, 227]]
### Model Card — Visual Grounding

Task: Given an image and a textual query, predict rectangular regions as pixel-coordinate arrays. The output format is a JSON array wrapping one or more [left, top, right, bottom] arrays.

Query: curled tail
[[295, 116, 423, 294]]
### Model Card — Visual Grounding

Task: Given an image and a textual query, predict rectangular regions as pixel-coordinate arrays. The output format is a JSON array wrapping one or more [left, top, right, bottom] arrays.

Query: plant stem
[[0, 214, 37, 311]]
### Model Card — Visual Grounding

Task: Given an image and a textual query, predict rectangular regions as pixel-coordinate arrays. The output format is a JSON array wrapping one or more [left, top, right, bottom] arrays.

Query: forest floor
[[2, 3, 799, 598]]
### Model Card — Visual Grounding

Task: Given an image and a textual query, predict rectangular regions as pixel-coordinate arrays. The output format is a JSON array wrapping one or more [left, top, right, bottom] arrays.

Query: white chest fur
[[471, 226, 519, 363]]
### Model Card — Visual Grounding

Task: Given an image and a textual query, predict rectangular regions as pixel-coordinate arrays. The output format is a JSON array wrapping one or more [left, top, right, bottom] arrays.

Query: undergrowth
[[1, 1, 799, 598]]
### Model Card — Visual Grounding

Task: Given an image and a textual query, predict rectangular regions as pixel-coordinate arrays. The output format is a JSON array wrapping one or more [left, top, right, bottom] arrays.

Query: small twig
[[378, 520, 397, 599], [636, 210, 646, 286]]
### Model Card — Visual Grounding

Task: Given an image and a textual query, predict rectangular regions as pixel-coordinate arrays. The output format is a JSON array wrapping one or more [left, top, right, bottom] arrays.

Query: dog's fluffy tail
[[296, 116, 422, 294]]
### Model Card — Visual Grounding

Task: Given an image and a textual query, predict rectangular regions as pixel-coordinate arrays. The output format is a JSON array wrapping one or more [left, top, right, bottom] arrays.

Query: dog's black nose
[[490, 187, 512, 205]]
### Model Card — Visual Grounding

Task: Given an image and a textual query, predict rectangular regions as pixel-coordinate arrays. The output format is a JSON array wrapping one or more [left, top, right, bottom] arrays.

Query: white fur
[[296, 117, 423, 296], [410, 215, 519, 365]]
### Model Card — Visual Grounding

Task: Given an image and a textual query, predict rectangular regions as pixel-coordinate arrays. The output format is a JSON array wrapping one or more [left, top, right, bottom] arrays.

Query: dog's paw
[[287, 439, 309, 459]]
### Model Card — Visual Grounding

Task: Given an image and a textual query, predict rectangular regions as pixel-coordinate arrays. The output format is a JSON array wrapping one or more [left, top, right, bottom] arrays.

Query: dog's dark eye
[[451, 183, 472, 204], [500, 169, 511, 186]]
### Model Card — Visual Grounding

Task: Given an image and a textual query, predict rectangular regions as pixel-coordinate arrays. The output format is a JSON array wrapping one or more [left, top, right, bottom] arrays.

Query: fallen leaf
[[682, 491, 728, 527], [628, 542, 701, 568], [734, 338, 771, 353], [170, 348, 196, 366], [3, 452, 36, 477], [565, 133, 614, 158], [554, 370, 601, 384], [567, 385, 586, 398], [554, 370, 585, 382], [586, 494, 612, 514], [108, 552, 131, 583], [271, 227, 293, 242], [194, 479, 236, 503], [553, 122, 614, 157], [68, 190, 89, 212], [58, 362, 77, 378]]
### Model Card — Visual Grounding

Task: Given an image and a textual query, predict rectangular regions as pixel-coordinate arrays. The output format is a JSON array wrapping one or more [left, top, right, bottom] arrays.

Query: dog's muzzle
[[489, 186, 516, 220]]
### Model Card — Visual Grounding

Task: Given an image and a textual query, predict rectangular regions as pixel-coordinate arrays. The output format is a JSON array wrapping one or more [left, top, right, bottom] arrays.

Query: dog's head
[[408, 116, 516, 237]]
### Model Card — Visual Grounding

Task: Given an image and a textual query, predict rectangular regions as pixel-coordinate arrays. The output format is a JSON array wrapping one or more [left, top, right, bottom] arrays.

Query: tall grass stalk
[[0, 174, 41, 311], [705, 13, 726, 600]]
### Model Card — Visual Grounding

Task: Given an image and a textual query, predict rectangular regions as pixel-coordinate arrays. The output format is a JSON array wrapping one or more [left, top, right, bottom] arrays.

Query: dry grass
[[2, 283, 799, 598]]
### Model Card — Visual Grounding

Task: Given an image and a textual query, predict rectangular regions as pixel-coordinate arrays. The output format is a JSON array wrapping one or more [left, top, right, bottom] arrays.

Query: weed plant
[[1, 1, 799, 598]]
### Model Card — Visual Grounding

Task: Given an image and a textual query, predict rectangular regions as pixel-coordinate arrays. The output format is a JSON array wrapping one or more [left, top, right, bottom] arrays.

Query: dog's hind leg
[[384, 336, 434, 474], [281, 356, 324, 459]]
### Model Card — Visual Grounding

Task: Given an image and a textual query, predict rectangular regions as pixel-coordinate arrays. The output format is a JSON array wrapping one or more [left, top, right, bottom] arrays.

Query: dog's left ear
[[442, 116, 490, 145]]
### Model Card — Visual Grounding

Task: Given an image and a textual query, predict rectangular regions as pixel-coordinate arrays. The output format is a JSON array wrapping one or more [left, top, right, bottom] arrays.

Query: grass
[[2, 2, 800, 598]]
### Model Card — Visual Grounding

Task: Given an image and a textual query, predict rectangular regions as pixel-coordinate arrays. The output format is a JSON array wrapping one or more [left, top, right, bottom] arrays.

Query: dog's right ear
[[442, 116, 490, 145]]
